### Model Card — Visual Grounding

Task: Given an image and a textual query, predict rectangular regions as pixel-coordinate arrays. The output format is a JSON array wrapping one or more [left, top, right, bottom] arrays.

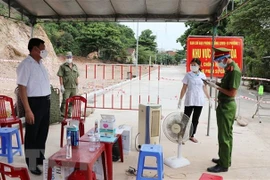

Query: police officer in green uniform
[[57, 51, 79, 116], [206, 47, 241, 173]]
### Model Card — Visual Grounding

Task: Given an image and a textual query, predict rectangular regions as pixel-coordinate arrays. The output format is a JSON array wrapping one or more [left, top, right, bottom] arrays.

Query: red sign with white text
[[186, 36, 243, 78]]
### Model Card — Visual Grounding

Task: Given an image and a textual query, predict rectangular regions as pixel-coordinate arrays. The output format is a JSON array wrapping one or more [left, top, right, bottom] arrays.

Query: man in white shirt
[[16, 38, 51, 175]]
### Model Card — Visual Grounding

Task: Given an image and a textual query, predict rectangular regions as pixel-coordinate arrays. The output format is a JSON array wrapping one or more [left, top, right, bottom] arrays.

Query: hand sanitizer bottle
[[66, 135, 72, 159], [94, 120, 100, 149], [95, 131, 100, 149]]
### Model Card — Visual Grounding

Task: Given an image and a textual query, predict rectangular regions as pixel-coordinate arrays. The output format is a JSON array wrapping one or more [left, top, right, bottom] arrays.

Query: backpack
[[14, 86, 25, 118], [49, 85, 62, 124], [112, 141, 120, 162], [14, 85, 62, 125]]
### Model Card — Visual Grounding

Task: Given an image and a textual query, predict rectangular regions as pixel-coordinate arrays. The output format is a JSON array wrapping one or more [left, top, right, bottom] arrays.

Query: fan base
[[164, 156, 190, 168]]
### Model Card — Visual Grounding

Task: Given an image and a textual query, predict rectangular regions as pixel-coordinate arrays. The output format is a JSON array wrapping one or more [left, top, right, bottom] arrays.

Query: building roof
[[166, 51, 177, 56], [3, 0, 229, 22], [126, 48, 135, 55]]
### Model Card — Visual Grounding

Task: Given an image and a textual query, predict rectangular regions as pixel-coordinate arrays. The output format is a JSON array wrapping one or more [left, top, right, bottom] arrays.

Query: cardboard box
[[100, 114, 116, 137], [116, 125, 132, 154], [122, 125, 132, 154], [43, 158, 104, 180], [43, 160, 74, 180], [93, 157, 104, 180]]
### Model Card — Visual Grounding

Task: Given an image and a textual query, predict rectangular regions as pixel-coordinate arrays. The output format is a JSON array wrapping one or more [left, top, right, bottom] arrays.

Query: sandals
[[189, 137, 198, 143]]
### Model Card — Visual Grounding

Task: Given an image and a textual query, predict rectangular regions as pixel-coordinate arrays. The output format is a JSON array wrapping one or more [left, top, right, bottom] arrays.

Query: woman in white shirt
[[178, 58, 211, 143]]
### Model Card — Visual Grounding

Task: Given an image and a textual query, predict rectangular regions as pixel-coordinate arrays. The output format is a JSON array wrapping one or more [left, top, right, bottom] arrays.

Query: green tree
[[138, 46, 155, 64], [156, 53, 176, 65], [176, 20, 229, 50], [43, 22, 137, 61], [117, 24, 136, 49], [139, 29, 157, 52], [226, 0, 270, 78], [174, 50, 186, 63], [175, 1, 236, 50], [136, 29, 157, 64]]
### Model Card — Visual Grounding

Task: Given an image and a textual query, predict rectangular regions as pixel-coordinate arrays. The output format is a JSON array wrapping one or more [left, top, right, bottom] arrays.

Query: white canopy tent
[[2, 0, 231, 136], [3, 0, 229, 23]]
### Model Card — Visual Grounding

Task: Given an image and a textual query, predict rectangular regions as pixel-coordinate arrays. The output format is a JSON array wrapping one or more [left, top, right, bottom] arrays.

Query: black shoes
[[30, 166, 42, 175], [211, 158, 231, 167], [37, 158, 45, 165], [212, 158, 219, 164], [207, 165, 228, 173]]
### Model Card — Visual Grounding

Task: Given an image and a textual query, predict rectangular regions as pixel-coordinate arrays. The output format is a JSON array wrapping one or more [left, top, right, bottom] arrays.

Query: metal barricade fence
[[84, 64, 161, 110]]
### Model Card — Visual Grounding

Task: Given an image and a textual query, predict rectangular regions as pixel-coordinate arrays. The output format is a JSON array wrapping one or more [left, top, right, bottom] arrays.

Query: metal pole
[[30, 18, 36, 38], [31, 24, 34, 38], [207, 25, 217, 136], [136, 22, 139, 74], [8, 0, 10, 18]]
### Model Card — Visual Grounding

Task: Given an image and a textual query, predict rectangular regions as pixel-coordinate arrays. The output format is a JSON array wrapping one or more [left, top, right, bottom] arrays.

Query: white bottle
[[89, 132, 96, 152], [94, 120, 100, 149], [95, 132, 100, 149], [95, 119, 99, 132], [66, 135, 72, 159]]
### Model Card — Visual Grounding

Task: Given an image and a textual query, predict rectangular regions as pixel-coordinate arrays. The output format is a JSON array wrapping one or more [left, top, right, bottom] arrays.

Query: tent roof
[[3, 0, 229, 22]]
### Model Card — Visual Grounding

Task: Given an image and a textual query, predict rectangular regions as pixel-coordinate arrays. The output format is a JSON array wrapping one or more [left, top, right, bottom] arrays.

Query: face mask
[[66, 58, 73, 63], [190, 65, 199, 72], [40, 50, 48, 59], [217, 61, 227, 69]]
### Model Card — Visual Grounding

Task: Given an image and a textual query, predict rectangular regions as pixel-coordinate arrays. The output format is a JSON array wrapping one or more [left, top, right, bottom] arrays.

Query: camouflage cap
[[66, 51, 73, 57]]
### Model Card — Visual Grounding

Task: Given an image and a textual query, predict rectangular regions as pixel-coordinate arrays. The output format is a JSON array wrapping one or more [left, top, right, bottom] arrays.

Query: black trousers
[[25, 95, 50, 170], [184, 106, 203, 137]]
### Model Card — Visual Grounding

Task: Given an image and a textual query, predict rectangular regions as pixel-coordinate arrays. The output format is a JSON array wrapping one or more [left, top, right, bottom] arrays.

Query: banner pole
[[207, 24, 217, 136]]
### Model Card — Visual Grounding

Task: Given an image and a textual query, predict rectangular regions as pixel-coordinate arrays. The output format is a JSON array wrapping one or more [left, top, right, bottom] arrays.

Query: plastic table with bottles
[[79, 128, 124, 180], [47, 121, 109, 180], [47, 141, 107, 180]]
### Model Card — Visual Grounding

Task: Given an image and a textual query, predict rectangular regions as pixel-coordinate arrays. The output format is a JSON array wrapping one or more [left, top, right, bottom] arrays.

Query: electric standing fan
[[162, 112, 192, 168]]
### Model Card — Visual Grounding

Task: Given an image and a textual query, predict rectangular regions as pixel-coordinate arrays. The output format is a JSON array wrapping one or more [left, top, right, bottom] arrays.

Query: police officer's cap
[[213, 47, 231, 62]]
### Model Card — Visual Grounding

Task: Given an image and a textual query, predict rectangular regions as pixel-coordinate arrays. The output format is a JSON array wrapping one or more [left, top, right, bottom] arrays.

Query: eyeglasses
[[66, 55, 72, 58]]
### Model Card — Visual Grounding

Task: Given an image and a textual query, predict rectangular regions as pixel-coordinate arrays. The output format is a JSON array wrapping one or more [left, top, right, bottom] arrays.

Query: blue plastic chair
[[136, 144, 164, 180], [0, 127, 22, 163]]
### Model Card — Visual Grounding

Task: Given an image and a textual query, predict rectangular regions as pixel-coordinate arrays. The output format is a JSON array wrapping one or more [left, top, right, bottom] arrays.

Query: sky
[[120, 22, 188, 51]]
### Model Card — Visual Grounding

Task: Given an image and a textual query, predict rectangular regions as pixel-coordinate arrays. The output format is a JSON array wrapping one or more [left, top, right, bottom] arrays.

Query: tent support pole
[[207, 23, 218, 136], [30, 17, 37, 38]]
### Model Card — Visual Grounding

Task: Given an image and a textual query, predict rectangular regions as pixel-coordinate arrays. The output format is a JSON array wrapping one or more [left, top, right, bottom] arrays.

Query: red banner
[[186, 36, 243, 78]]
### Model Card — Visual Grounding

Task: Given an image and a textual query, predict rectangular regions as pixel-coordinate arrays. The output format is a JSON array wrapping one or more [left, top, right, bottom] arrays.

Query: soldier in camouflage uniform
[[57, 52, 79, 117], [206, 47, 241, 173]]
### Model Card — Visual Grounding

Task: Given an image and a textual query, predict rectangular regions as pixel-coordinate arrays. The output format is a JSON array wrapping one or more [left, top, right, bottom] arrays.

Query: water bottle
[[95, 132, 100, 149], [94, 120, 101, 149], [66, 135, 72, 159], [89, 131, 96, 152], [95, 119, 99, 132]]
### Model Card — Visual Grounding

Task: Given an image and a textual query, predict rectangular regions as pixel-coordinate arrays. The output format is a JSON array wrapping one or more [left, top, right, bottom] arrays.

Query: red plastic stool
[[67, 170, 96, 180], [199, 173, 223, 180]]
